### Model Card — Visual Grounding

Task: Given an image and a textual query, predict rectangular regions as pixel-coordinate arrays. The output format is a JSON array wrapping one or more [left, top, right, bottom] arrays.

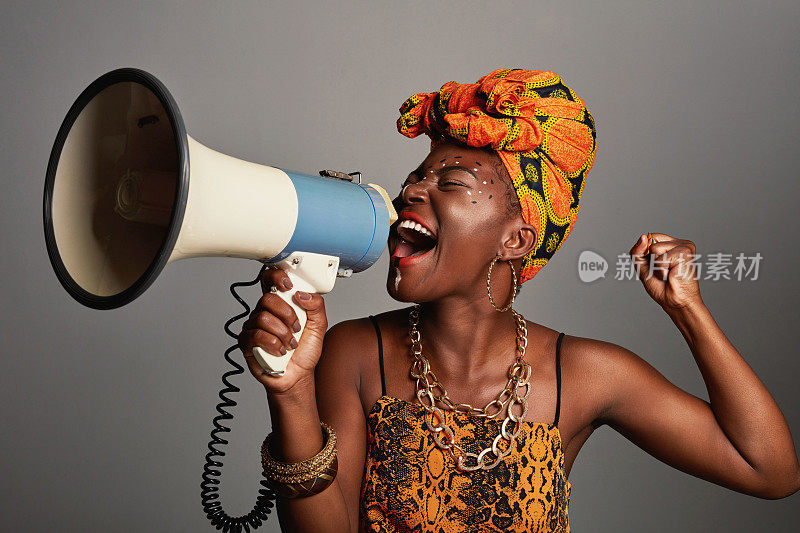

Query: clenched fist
[[629, 232, 703, 313]]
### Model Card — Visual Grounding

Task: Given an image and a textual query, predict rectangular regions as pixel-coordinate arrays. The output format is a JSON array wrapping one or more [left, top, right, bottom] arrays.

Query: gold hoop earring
[[486, 254, 518, 312]]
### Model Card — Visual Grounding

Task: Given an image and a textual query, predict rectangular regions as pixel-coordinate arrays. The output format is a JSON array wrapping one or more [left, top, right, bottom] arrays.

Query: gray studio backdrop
[[2, 1, 798, 531]]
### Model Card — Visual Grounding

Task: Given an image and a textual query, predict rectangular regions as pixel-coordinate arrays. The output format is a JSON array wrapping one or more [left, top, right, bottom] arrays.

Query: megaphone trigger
[[252, 251, 339, 376]]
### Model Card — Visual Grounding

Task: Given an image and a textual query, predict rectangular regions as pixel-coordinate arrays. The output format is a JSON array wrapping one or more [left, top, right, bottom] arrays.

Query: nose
[[401, 179, 429, 205]]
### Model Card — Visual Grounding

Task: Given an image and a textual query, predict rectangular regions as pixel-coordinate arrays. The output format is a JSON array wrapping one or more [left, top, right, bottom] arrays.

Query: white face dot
[[482, 181, 487, 185], [478, 190, 482, 194], [467, 190, 472, 195]]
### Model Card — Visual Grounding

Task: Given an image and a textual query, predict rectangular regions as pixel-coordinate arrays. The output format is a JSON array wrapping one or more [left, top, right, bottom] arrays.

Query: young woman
[[238, 69, 800, 533]]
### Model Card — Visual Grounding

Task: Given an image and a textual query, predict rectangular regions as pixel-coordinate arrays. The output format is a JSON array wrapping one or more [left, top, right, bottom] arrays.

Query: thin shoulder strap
[[554, 332, 565, 427], [368, 315, 387, 397]]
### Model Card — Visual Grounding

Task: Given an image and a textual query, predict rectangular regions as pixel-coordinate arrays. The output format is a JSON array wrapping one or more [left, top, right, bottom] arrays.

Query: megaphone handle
[[252, 270, 313, 375], [251, 252, 339, 376]]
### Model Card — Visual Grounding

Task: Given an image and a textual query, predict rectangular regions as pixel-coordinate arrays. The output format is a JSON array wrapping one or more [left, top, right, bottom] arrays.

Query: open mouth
[[390, 216, 437, 267]]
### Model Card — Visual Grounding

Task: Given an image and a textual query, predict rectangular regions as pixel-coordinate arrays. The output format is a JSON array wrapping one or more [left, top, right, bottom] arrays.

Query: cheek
[[437, 192, 508, 253], [466, 177, 503, 207], [443, 184, 506, 220]]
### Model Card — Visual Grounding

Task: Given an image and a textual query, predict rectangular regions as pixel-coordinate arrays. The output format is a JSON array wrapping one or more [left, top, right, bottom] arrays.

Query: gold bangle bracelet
[[263, 455, 338, 499], [260, 422, 338, 498]]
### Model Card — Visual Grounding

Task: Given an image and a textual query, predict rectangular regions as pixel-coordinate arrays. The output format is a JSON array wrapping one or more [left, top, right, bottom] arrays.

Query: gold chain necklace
[[408, 304, 532, 471]]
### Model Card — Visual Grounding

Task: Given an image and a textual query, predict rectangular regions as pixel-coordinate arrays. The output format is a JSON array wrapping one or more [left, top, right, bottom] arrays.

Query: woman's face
[[387, 140, 527, 302]]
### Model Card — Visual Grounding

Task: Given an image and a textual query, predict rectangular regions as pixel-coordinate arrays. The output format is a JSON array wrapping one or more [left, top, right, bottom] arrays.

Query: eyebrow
[[408, 165, 479, 182]]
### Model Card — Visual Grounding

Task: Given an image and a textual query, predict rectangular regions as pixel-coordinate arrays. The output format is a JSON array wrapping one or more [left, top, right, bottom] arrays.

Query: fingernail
[[293, 320, 301, 332], [283, 278, 293, 290], [296, 291, 311, 301], [279, 346, 286, 355], [290, 338, 298, 349]]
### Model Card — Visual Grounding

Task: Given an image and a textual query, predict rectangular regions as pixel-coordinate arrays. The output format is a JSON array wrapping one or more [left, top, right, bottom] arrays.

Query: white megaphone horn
[[43, 68, 397, 376]]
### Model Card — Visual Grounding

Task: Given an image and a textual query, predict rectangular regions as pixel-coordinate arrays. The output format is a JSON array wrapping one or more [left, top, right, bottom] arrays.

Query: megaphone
[[43, 68, 397, 376]]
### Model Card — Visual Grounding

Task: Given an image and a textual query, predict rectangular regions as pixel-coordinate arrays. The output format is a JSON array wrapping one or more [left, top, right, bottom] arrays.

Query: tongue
[[395, 241, 433, 259], [395, 242, 414, 258]]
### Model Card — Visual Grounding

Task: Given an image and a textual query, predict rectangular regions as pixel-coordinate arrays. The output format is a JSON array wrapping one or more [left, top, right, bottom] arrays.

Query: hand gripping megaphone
[[43, 68, 397, 376]]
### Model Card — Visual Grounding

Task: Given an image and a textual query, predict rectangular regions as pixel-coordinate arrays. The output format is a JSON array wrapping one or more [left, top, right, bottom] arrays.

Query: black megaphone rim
[[43, 67, 190, 310]]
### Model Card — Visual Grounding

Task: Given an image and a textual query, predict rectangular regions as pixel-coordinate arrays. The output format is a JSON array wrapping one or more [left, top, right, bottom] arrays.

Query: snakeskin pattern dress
[[359, 317, 570, 532]]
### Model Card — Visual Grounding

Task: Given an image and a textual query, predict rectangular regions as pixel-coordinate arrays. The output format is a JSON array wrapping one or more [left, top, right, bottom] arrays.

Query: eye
[[438, 167, 473, 188], [438, 171, 468, 188]]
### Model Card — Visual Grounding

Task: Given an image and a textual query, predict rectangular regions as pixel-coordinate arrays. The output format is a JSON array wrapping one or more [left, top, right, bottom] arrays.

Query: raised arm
[[590, 233, 800, 499], [592, 326, 800, 498], [238, 268, 367, 533]]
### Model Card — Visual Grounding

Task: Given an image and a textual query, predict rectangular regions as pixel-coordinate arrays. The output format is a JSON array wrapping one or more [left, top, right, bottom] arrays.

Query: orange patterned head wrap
[[397, 68, 597, 283]]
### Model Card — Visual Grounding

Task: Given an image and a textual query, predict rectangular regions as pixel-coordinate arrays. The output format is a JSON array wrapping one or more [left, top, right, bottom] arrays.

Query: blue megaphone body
[[241, 166, 398, 375], [267, 168, 395, 273]]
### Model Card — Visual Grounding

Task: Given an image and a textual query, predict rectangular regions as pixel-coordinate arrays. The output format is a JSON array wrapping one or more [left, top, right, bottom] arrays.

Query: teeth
[[398, 219, 434, 238]]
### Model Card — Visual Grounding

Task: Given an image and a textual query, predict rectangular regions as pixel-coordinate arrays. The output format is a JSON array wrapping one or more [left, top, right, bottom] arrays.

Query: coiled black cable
[[200, 264, 277, 532]]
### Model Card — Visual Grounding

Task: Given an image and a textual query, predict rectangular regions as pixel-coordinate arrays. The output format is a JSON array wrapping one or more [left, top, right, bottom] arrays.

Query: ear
[[501, 221, 538, 261]]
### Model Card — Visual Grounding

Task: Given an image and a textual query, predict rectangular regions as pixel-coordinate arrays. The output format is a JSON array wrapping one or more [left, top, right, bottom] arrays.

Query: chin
[[386, 270, 444, 305], [386, 273, 411, 302], [386, 268, 421, 303]]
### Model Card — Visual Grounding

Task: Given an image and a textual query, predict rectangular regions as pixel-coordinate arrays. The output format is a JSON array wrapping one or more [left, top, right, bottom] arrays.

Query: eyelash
[[400, 178, 466, 188]]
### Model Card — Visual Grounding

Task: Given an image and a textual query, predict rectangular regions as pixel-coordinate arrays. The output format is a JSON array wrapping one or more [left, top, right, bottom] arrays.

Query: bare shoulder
[[559, 331, 664, 427], [561, 333, 646, 374], [316, 315, 378, 391], [319, 308, 414, 415], [316, 308, 410, 410], [321, 315, 380, 356]]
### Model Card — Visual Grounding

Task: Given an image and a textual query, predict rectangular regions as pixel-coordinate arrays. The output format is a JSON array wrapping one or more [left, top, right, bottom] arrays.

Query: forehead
[[420, 141, 498, 167], [413, 143, 505, 187]]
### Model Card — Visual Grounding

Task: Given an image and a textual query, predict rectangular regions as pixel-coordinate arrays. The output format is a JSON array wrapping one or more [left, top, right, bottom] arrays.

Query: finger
[[648, 232, 676, 243], [646, 232, 694, 252], [647, 241, 678, 258], [241, 303, 270, 331], [240, 307, 268, 332], [241, 328, 287, 357], [648, 237, 694, 259], [257, 293, 301, 333], [252, 310, 298, 350], [650, 247, 684, 281], [261, 266, 293, 293], [293, 291, 328, 344], [647, 236, 688, 281], [630, 234, 653, 280], [653, 245, 697, 281], [628, 233, 653, 255], [649, 233, 697, 256], [240, 348, 277, 383]]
